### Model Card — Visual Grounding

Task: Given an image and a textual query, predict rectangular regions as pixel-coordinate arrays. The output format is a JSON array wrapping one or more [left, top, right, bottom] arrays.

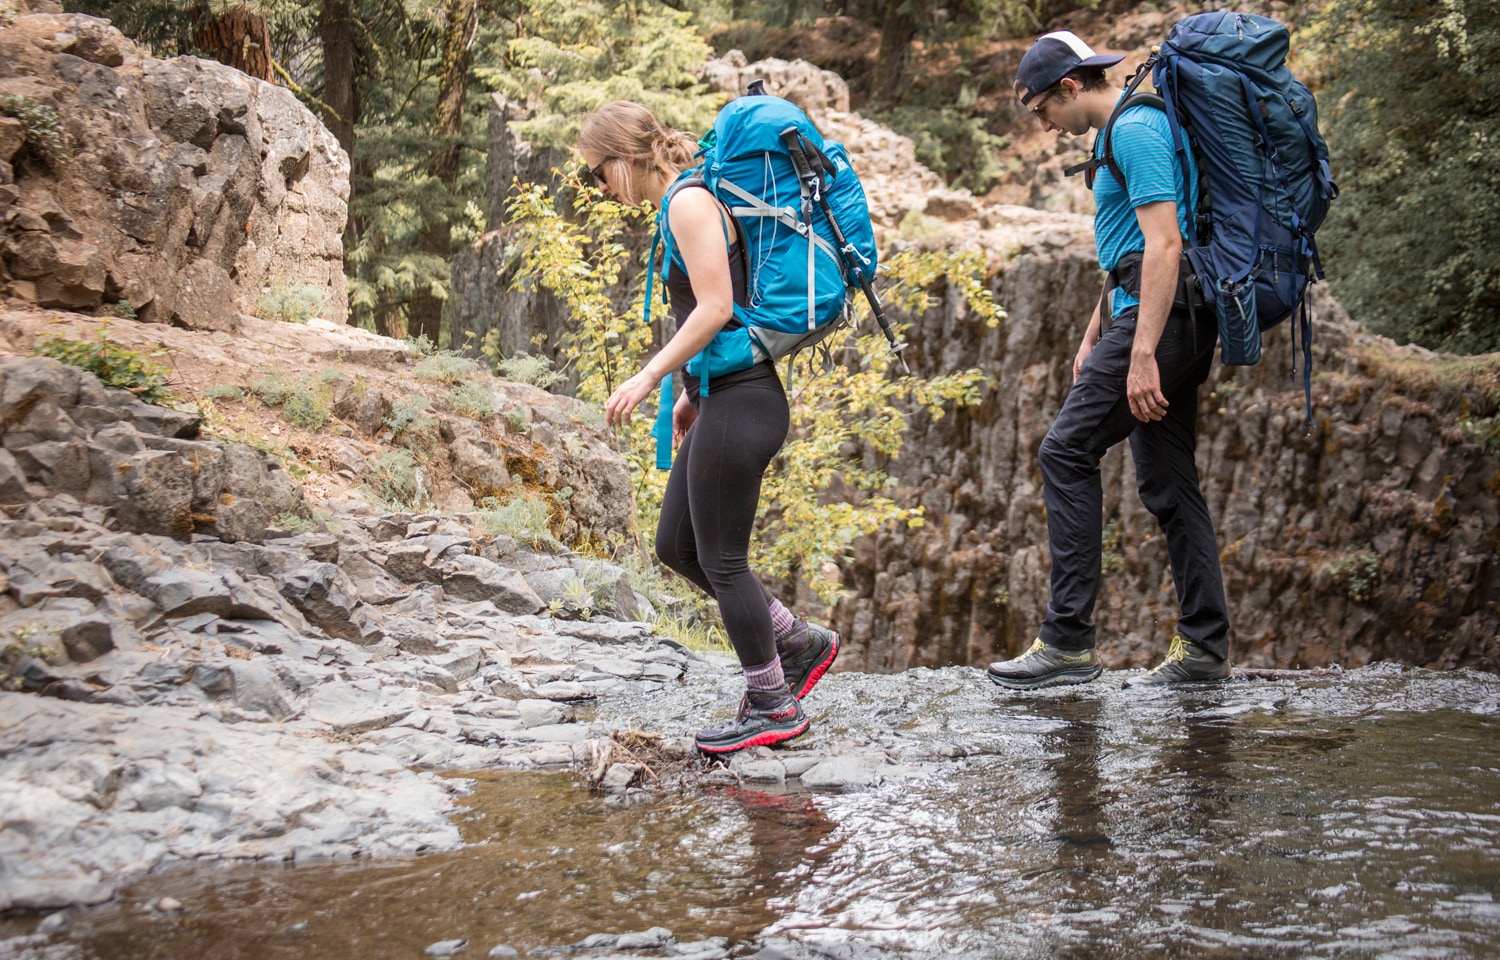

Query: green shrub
[[1309, 0, 1500, 352], [364, 450, 419, 507], [475, 495, 562, 551], [486, 345, 567, 390], [270, 511, 316, 533], [203, 385, 245, 401], [282, 390, 330, 430], [251, 375, 331, 430], [406, 334, 438, 357], [256, 281, 328, 324], [386, 396, 440, 453], [0, 93, 67, 166], [867, 102, 1008, 196], [414, 353, 482, 384], [502, 405, 531, 433], [1, 622, 60, 691], [449, 381, 497, 418], [1326, 549, 1382, 603], [32, 325, 172, 404]]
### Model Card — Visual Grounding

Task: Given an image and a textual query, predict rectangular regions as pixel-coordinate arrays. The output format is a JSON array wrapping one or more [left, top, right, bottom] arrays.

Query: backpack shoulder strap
[[1064, 56, 1161, 191], [1063, 90, 1164, 193]]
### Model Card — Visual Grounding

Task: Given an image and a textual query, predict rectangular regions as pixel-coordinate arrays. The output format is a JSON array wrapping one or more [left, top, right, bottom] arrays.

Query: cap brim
[[1077, 53, 1125, 69]]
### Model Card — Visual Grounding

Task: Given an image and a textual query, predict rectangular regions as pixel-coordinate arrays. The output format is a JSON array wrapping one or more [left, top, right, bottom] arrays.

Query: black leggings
[[655, 370, 790, 669]]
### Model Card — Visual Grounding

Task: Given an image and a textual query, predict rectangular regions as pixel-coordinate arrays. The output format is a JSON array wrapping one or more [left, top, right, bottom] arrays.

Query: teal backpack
[[646, 89, 906, 468]]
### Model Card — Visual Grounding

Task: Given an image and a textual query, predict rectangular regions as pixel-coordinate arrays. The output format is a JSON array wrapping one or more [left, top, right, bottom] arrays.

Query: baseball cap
[[1015, 31, 1125, 104]]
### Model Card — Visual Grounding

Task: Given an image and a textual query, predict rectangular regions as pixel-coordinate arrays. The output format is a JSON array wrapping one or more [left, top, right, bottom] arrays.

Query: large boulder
[[0, 12, 348, 327], [0, 355, 303, 540]]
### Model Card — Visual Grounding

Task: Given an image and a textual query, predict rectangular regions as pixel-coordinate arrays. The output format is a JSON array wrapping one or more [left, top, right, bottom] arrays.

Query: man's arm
[[1127, 199, 1182, 422]]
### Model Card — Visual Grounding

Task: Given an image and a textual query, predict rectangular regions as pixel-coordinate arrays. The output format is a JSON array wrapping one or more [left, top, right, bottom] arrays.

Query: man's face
[[1022, 79, 1087, 136]]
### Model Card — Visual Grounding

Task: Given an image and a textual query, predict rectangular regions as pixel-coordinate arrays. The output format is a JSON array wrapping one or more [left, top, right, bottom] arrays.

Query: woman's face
[[580, 148, 630, 203]]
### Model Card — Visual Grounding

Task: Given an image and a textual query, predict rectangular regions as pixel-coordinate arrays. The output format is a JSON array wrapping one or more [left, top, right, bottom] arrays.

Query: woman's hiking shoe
[[780, 617, 839, 700], [695, 688, 809, 754], [987, 638, 1104, 690], [1125, 635, 1232, 686]]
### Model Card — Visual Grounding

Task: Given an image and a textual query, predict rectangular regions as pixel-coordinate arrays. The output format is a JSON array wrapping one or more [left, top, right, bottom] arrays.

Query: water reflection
[[1034, 694, 1111, 862]]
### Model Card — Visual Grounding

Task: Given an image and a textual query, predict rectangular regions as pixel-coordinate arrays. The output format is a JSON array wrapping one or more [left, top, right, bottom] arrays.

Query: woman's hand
[[605, 370, 661, 427], [672, 389, 697, 445]]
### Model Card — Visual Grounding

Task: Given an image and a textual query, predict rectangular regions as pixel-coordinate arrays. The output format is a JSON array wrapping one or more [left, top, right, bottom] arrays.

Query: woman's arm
[[605, 188, 736, 426]]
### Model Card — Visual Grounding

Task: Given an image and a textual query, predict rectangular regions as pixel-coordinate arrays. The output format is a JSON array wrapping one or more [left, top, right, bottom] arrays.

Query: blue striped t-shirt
[[1091, 99, 1198, 318]]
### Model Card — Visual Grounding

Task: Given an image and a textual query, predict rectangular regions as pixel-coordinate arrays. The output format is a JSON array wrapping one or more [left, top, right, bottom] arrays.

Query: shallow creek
[[9, 663, 1500, 958]]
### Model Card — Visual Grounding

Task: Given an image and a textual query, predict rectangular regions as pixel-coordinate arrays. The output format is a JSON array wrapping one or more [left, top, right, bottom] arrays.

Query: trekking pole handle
[[778, 127, 821, 190]]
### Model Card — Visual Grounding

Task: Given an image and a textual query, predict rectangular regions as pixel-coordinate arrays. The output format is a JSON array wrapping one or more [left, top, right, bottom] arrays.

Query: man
[[988, 31, 1232, 689]]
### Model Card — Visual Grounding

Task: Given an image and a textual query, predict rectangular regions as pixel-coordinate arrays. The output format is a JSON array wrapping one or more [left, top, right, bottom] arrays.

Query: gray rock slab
[[507, 723, 591, 744], [509, 616, 654, 646], [516, 699, 567, 727], [532, 681, 592, 702], [276, 562, 362, 642], [303, 686, 415, 734], [438, 555, 544, 612], [798, 756, 913, 792]]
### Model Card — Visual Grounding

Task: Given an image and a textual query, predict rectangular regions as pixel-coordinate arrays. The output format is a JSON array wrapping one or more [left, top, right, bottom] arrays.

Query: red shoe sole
[[695, 719, 810, 754], [793, 632, 840, 700]]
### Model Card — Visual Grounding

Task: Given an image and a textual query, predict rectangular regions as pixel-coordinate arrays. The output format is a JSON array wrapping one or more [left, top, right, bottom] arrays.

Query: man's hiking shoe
[[1125, 635, 1232, 687], [695, 688, 809, 754], [780, 617, 839, 700], [987, 638, 1104, 690]]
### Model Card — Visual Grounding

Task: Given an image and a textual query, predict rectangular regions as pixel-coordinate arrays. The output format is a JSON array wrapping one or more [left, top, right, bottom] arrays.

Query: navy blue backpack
[[1074, 12, 1338, 426]]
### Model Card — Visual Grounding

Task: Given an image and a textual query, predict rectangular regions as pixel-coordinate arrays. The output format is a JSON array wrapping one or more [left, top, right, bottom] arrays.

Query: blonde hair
[[578, 101, 697, 201]]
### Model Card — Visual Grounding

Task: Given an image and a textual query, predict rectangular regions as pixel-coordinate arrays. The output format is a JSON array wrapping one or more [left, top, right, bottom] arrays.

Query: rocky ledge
[[0, 355, 965, 916]]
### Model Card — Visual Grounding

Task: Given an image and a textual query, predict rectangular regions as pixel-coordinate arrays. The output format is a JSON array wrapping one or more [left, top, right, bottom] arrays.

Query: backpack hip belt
[[1104, 250, 1206, 313]]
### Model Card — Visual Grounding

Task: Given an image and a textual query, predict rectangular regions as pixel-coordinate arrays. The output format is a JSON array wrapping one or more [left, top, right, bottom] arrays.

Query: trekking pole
[[778, 128, 910, 373]]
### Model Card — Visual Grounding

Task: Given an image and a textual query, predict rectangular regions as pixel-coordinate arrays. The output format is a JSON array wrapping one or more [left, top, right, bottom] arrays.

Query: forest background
[[56, 0, 1499, 356], [33, 0, 1500, 619]]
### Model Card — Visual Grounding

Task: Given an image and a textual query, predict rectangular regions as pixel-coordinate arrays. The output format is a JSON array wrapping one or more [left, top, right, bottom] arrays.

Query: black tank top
[[663, 185, 775, 397]]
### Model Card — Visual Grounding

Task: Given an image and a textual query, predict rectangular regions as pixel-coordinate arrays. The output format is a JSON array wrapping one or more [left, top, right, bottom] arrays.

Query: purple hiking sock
[[744, 657, 787, 693], [769, 599, 796, 638]]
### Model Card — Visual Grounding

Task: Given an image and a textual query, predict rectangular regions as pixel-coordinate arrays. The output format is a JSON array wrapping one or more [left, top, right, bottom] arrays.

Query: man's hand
[[1127, 353, 1169, 421], [1073, 331, 1099, 381]]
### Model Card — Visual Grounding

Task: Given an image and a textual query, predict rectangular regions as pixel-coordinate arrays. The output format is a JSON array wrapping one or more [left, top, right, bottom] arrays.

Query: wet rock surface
[[0, 485, 700, 911], [4, 665, 1496, 959]]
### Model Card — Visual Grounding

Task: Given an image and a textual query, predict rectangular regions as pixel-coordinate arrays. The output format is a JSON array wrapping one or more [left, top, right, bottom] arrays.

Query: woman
[[579, 101, 839, 754]]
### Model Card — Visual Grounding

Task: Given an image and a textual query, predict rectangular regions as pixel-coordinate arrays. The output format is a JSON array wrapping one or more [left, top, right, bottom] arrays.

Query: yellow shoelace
[[1150, 635, 1190, 673]]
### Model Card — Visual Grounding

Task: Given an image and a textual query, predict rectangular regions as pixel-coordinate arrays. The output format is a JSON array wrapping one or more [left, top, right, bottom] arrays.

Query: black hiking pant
[[656, 365, 789, 670], [1038, 305, 1231, 659]]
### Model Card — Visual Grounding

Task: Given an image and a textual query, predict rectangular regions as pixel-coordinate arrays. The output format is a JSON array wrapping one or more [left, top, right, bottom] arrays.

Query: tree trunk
[[320, 0, 356, 157], [320, 0, 358, 324], [873, 0, 918, 104], [407, 0, 480, 345], [192, 5, 273, 81]]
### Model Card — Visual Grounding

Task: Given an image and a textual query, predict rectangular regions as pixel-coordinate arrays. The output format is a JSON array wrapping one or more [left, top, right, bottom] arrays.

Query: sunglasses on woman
[[587, 158, 611, 188]]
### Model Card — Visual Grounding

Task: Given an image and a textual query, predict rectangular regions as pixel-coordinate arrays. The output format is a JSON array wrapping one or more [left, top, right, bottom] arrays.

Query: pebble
[[425, 939, 467, 956]]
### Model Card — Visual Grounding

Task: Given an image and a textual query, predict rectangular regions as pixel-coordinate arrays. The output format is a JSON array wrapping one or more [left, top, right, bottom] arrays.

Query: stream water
[[7, 663, 1499, 958]]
